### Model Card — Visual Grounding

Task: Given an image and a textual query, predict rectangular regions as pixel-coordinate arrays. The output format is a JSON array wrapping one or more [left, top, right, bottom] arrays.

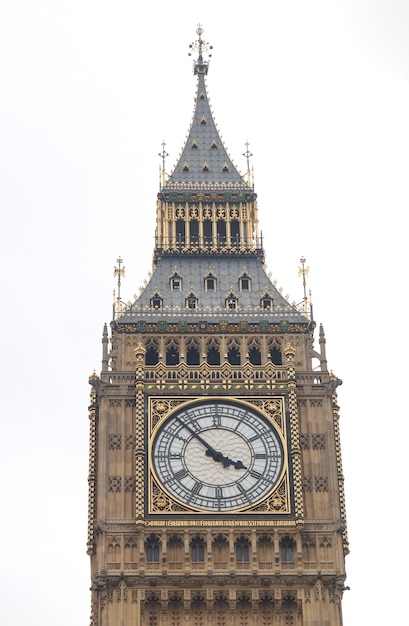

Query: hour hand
[[206, 449, 247, 470]]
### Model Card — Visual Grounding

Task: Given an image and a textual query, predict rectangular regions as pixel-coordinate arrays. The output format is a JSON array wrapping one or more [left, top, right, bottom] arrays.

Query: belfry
[[87, 25, 349, 625]]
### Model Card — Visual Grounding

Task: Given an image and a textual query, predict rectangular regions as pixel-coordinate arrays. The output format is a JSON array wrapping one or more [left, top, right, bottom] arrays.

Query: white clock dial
[[151, 401, 284, 512]]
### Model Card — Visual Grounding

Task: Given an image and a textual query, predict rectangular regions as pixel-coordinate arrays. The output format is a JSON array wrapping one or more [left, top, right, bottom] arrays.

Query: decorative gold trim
[[145, 395, 292, 517]]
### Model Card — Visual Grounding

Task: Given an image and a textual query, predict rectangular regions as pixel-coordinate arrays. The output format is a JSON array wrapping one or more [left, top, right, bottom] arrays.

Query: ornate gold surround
[[145, 395, 293, 518]]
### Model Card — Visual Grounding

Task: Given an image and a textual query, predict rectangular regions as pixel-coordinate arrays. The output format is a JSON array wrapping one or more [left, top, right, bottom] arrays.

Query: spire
[[165, 25, 248, 189]]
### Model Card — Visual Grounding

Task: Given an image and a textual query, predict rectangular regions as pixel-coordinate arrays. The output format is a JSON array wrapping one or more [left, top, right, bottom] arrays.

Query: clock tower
[[87, 26, 349, 626]]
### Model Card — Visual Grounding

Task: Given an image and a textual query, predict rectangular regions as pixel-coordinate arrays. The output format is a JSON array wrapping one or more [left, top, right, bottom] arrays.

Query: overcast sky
[[1, 2, 408, 624]]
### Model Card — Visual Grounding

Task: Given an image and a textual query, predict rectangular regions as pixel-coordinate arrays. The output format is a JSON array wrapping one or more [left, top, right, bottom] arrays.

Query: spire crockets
[[155, 25, 261, 261]]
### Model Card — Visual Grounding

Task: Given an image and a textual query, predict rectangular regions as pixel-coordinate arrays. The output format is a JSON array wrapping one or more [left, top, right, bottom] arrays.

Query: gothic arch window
[[257, 534, 273, 570], [270, 345, 283, 366], [150, 292, 163, 310], [166, 340, 179, 366], [213, 533, 228, 570], [227, 340, 241, 366], [235, 536, 250, 569], [168, 594, 183, 621], [190, 219, 199, 244], [319, 536, 333, 566], [146, 534, 161, 565], [248, 339, 261, 366], [203, 219, 212, 246], [207, 339, 221, 366], [191, 595, 206, 620], [302, 535, 316, 567], [280, 535, 295, 569], [145, 339, 159, 366], [217, 219, 226, 245], [186, 338, 200, 366], [190, 535, 205, 564], [176, 219, 185, 245], [230, 219, 240, 247], [167, 534, 183, 571]]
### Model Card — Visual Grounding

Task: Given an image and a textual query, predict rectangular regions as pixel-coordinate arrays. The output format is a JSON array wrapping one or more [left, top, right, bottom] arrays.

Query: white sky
[[1, 1, 408, 624]]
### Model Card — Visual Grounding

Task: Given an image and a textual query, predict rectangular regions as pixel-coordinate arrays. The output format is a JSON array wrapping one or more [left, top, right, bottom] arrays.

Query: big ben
[[87, 25, 349, 626]]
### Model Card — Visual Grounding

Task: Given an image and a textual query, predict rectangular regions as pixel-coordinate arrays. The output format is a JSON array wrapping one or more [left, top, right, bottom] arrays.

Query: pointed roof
[[165, 27, 249, 190]]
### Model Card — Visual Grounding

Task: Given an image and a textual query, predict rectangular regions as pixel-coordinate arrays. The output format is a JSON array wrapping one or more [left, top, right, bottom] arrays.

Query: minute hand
[[176, 417, 247, 469]]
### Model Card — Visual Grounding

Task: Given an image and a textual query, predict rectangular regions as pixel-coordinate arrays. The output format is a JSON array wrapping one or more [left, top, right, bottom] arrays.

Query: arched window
[[187, 344, 200, 365], [176, 219, 185, 245], [248, 345, 261, 365], [280, 536, 295, 568], [190, 219, 199, 245], [191, 536, 205, 564], [145, 344, 159, 366], [217, 220, 226, 246], [166, 343, 179, 366], [203, 220, 212, 246], [207, 345, 220, 366], [167, 534, 183, 571], [257, 534, 273, 570], [146, 534, 160, 565], [235, 536, 250, 569], [230, 219, 240, 247], [270, 346, 282, 365], [228, 346, 240, 366], [213, 534, 228, 570]]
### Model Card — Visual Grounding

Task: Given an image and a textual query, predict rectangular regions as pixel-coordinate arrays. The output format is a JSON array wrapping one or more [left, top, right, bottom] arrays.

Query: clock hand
[[175, 417, 247, 469]]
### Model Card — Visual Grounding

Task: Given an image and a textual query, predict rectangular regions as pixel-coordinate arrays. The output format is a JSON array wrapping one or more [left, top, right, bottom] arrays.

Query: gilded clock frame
[[145, 394, 293, 518]]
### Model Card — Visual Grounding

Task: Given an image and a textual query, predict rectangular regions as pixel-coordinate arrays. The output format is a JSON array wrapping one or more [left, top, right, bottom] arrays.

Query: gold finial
[[298, 257, 310, 317], [114, 257, 125, 318]]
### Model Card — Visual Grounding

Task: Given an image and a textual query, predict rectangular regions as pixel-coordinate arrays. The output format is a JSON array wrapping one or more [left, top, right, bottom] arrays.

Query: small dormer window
[[171, 276, 182, 291], [222, 163, 230, 172], [200, 116, 208, 125], [186, 294, 198, 310], [240, 276, 250, 291], [191, 140, 198, 149], [205, 277, 216, 292], [202, 163, 209, 171], [199, 92, 206, 100], [151, 294, 162, 309], [182, 163, 190, 171], [261, 295, 273, 310], [210, 141, 218, 149], [226, 296, 237, 310]]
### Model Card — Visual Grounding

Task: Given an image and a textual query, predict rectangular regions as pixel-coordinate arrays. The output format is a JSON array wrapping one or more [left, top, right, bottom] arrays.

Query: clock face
[[151, 401, 284, 512]]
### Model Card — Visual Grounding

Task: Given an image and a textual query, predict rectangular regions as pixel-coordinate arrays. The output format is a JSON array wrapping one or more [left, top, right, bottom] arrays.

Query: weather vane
[[158, 140, 169, 188], [188, 24, 213, 74], [298, 257, 310, 317], [114, 256, 125, 318], [243, 140, 253, 185]]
